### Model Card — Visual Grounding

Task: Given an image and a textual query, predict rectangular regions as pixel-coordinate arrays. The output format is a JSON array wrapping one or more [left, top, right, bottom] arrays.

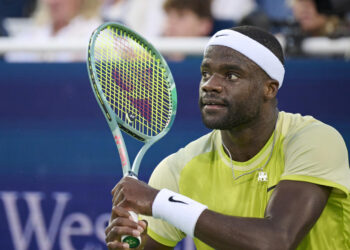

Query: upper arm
[[265, 180, 331, 248], [144, 235, 174, 250]]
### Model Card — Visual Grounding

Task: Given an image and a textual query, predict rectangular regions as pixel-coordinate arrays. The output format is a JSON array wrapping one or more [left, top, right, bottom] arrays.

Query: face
[[43, 0, 83, 24], [292, 0, 327, 33], [199, 46, 266, 130], [163, 9, 211, 37]]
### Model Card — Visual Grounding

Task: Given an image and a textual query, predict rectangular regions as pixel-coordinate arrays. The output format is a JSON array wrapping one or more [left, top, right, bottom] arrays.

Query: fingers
[[110, 201, 128, 221], [112, 187, 124, 207], [105, 222, 142, 243], [138, 220, 147, 231], [112, 205, 131, 218], [111, 182, 122, 200], [106, 216, 140, 236], [108, 206, 138, 234], [105, 207, 145, 249], [106, 223, 146, 250], [105, 223, 144, 249], [111, 177, 135, 196], [107, 240, 129, 249], [111, 177, 135, 207], [110, 177, 157, 216]]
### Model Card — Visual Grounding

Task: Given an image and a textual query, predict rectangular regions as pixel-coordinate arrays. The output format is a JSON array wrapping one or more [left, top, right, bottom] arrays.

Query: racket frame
[[87, 22, 177, 178]]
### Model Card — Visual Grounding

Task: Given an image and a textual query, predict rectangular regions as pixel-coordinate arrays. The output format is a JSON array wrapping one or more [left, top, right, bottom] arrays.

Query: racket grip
[[121, 211, 141, 248]]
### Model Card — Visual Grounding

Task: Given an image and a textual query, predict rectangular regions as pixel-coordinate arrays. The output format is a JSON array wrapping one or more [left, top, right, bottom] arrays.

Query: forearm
[[111, 180, 329, 250], [195, 209, 293, 250]]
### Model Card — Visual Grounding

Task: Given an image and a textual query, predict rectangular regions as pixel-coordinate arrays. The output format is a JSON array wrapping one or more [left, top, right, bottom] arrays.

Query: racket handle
[[121, 211, 141, 248]]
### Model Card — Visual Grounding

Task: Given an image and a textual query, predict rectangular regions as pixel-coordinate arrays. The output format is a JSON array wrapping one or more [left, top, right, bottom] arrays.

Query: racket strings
[[94, 27, 172, 137]]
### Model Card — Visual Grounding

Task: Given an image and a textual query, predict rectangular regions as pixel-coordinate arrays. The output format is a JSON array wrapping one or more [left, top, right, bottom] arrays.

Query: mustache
[[199, 93, 229, 107]]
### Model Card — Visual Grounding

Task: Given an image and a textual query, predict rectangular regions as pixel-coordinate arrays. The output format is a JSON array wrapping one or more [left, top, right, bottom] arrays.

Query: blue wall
[[0, 58, 349, 250]]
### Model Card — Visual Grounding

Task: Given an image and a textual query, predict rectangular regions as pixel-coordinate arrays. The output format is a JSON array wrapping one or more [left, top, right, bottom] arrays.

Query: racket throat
[[130, 140, 157, 175], [127, 170, 138, 178]]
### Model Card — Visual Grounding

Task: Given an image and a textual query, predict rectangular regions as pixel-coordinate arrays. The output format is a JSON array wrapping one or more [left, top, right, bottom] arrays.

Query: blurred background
[[0, 0, 349, 249]]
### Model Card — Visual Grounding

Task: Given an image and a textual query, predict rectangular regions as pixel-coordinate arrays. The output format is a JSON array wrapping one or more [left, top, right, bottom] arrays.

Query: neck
[[221, 108, 278, 162]]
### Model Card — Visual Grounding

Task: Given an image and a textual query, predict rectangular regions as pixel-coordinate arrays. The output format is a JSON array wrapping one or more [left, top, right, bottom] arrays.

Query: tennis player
[[105, 26, 350, 249]]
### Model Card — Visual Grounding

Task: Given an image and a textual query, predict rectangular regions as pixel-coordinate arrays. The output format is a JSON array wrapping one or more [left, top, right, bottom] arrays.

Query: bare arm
[[194, 180, 331, 250], [107, 178, 330, 249], [105, 179, 173, 250], [105, 206, 173, 250]]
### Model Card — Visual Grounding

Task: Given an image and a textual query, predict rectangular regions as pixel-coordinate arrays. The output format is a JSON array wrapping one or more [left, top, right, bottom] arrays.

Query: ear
[[263, 79, 279, 101]]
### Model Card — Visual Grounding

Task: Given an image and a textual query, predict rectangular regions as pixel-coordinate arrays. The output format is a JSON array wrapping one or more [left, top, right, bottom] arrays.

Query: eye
[[201, 71, 211, 80], [227, 72, 238, 80]]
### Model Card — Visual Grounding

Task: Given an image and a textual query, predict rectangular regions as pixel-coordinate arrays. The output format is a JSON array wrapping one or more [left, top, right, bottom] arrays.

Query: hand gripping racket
[[87, 22, 177, 248]]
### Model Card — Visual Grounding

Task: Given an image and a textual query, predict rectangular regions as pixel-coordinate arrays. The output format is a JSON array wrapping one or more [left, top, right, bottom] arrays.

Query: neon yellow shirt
[[143, 111, 350, 249]]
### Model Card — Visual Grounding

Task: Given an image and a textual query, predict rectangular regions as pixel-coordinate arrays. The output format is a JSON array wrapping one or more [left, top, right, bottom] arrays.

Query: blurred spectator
[[243, 0, 294, 34], [0, 0, 36, 38], [290, 0, 349, 37], [162, 0, 213, 37], [5, 0, 102, 62], [101, 0, 166, 38], [161, 0, 213, 61], [211, 0, 257, 23], [211, 0, 291, 34], [209, 0, 257, 33], [101, 0, 261, 38], [283, 0, 350, 56], [256, 0, 293, 22], [239, 10, 272, 32], [101, 0, 130, 23]]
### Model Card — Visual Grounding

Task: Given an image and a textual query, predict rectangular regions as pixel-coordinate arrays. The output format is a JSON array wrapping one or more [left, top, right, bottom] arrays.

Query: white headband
[[205, 29, 285, 88]]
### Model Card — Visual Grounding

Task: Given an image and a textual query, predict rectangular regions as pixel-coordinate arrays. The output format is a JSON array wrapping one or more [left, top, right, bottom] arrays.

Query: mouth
[[200, 97, 227, 111]]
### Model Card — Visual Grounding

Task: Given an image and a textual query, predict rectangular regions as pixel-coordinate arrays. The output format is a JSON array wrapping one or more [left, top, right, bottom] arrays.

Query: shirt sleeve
[[281, 122, 350, 197], [140, 153, 186, 247]]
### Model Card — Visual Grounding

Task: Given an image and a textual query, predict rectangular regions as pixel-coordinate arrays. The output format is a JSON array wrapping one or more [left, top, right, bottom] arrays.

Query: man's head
[[290, 0, 329, 35], [163, 0, 213, 37], [199, 26, 284, 130], [35, 0, 100, 30]]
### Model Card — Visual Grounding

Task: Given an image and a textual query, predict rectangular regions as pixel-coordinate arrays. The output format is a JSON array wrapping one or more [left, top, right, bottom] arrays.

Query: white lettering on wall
[[0, 191, 70, 250], [0, 191, 110, 250], [95, 213, 110, 243], [60, 213, 93, 250]]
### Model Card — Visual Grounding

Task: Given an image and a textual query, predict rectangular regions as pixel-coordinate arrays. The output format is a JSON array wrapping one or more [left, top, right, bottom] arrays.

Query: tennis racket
[[87, 22, 177, 248]]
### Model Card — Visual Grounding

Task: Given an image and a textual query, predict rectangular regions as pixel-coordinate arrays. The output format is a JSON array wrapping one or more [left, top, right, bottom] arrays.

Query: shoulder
[[278, 111, 318, 137], [148, 131, 218, 191], [170, 130, 218, 163], [278, 111, 346, 149], [279, 112, 350, 195]]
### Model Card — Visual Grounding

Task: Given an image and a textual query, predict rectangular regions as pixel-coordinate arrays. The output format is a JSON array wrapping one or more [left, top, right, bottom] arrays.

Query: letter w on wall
[[0, 192, 71, 250]]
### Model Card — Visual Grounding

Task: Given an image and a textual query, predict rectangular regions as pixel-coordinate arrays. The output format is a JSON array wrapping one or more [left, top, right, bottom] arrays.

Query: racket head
[[87, 22, 177, 143]]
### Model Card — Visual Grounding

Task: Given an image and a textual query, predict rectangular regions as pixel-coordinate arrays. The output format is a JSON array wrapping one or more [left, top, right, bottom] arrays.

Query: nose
[[201, 74, 223, 93]]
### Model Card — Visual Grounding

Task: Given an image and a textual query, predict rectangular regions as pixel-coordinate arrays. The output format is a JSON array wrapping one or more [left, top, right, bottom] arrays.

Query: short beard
[[200, 103, 261, 130]]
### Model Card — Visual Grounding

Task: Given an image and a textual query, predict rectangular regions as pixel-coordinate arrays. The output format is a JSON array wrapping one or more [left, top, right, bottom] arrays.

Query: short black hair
[[163, 0, 212, 19], [231, 26, 285, 65]]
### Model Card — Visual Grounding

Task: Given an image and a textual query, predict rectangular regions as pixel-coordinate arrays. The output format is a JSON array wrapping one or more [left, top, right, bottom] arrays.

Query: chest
[[179, 149, 285, 218]]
